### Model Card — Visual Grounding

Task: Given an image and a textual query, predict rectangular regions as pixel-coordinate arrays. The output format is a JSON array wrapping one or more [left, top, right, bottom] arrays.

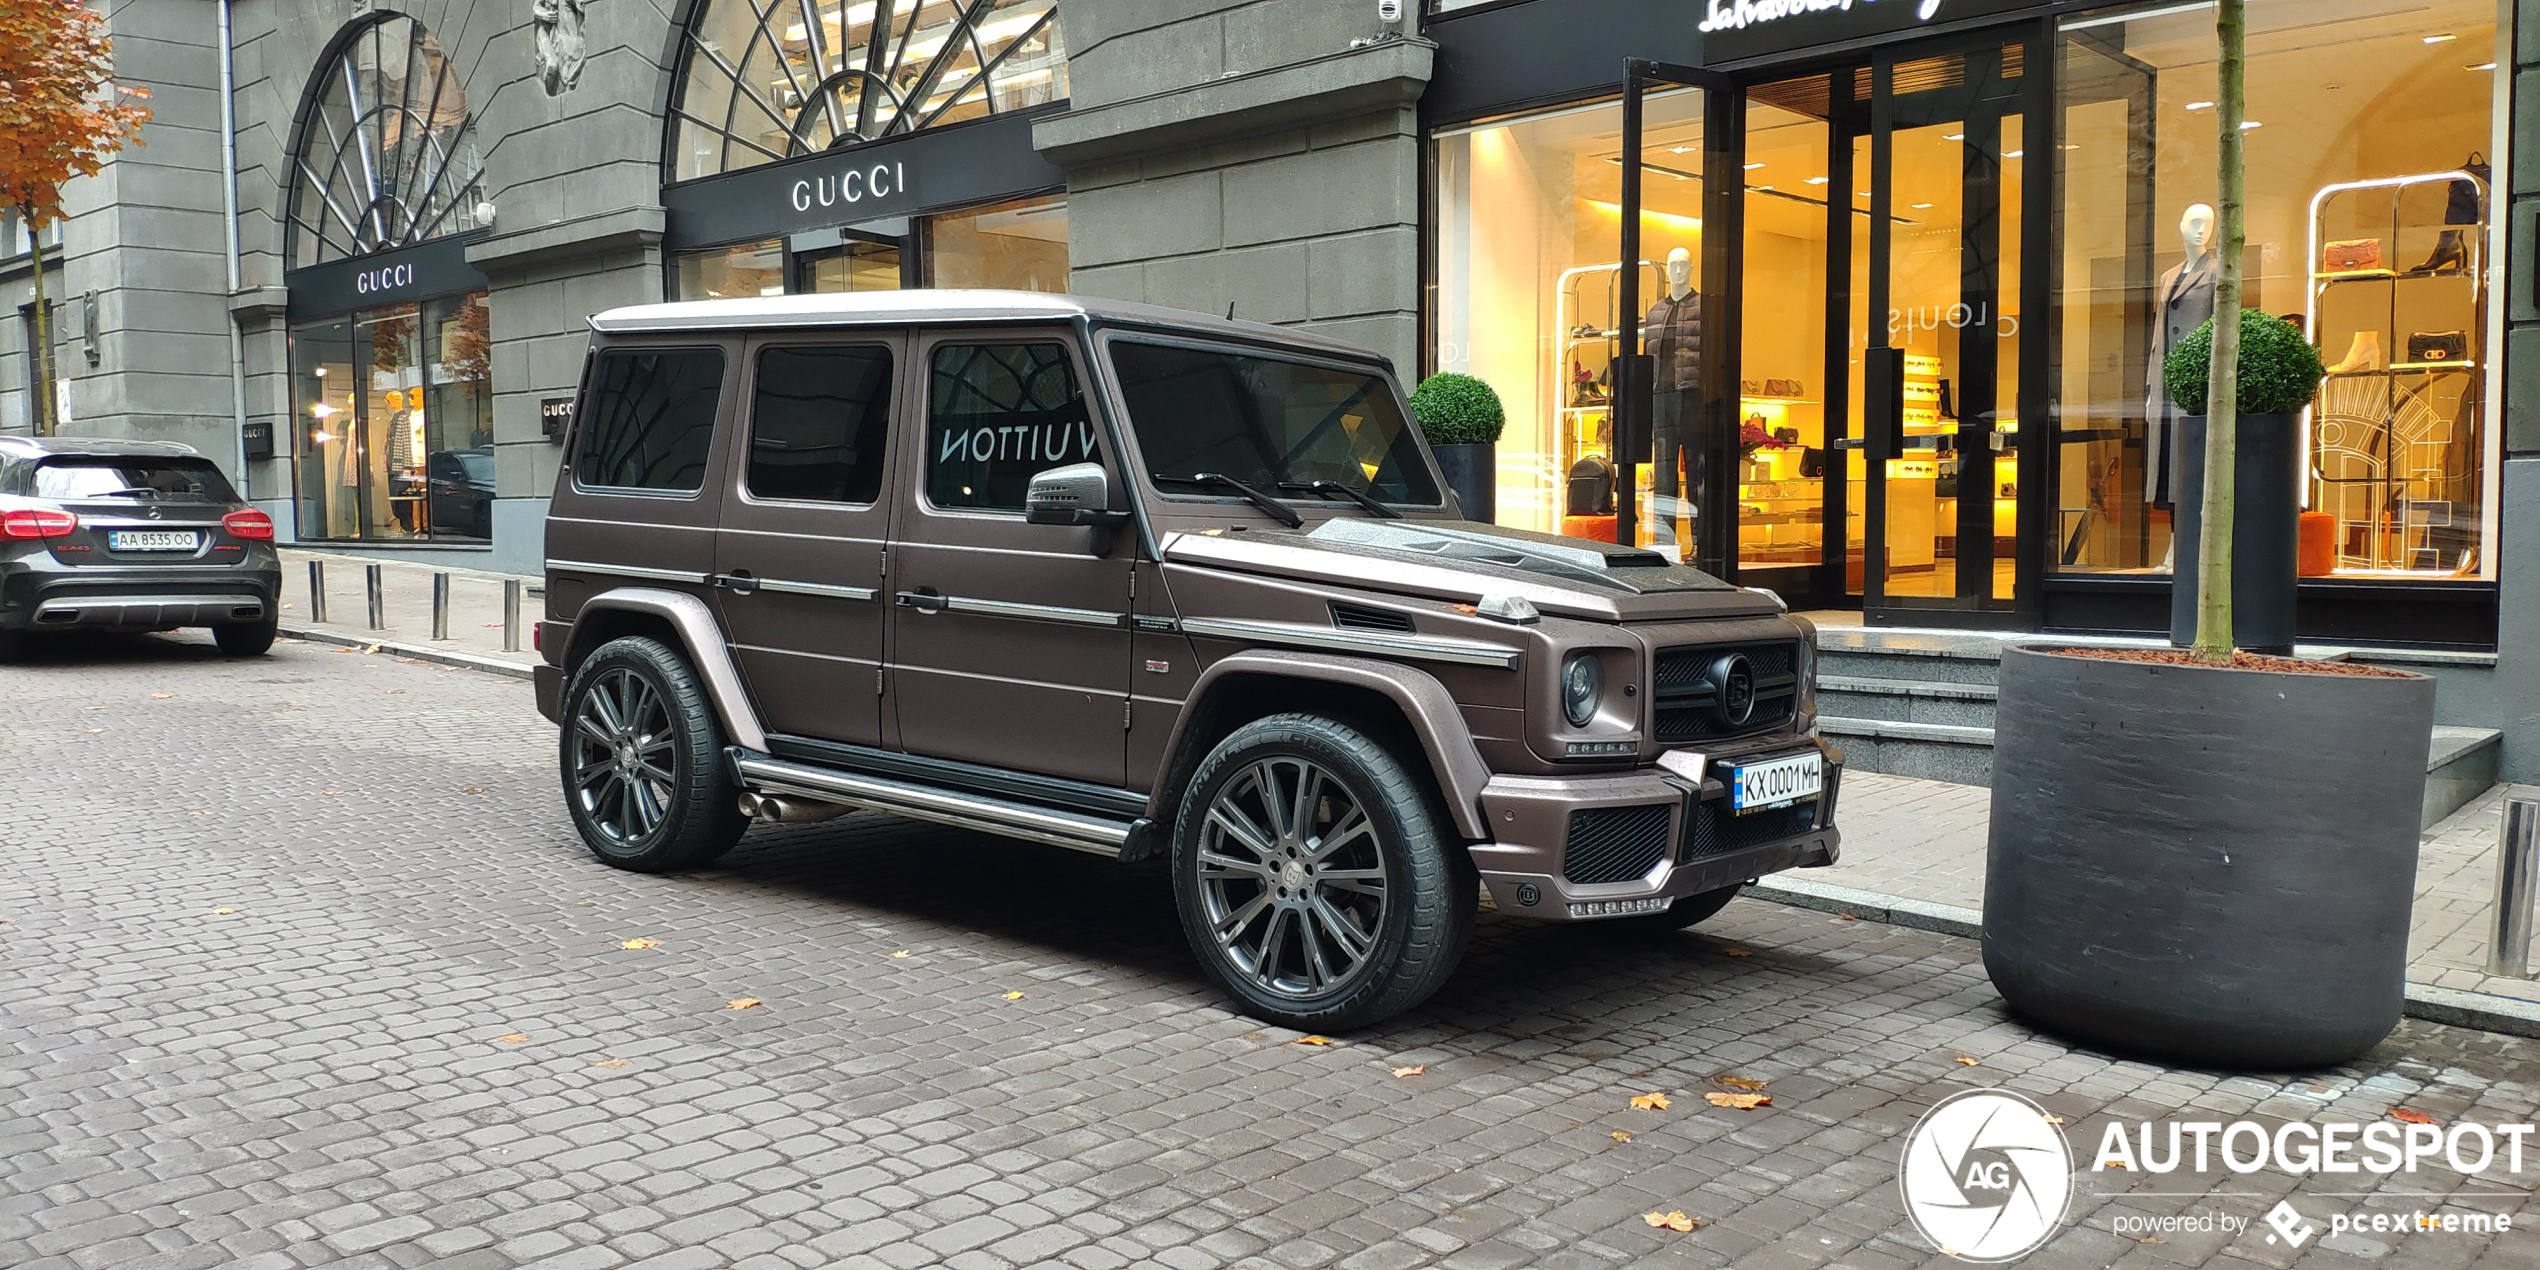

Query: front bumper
[[1469, 738, 1843, 921]]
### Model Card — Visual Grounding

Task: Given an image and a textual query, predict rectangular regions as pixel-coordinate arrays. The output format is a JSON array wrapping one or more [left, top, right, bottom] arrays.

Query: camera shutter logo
[[2262, 1202, 2316, 1248], [1899, 1089, 2073, 1262]]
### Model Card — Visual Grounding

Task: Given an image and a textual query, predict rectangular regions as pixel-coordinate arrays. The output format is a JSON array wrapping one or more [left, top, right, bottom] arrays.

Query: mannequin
[[2144, 204, 2218, 508], [1642, 246, 1702, 549]]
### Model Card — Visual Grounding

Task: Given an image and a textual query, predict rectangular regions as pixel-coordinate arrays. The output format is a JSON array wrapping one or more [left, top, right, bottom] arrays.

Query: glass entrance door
[[1858, 36, 2034, 613]]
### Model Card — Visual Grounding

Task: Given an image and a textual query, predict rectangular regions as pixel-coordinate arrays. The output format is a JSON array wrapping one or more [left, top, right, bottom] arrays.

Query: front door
[[712, 336, 902, 746], [885, 333, 1133, 788], [1856, 35, 2037, 617]]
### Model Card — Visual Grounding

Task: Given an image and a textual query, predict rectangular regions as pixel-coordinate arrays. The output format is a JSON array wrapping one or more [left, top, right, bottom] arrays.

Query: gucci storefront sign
[[355, 262, 418, 294], [789, 162, 910, 214], [284, 232, 490, 321]]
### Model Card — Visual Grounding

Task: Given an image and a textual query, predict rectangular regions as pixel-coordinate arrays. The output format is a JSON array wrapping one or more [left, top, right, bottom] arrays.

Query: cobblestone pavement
[[5, 634, 2538, 1270], [1815, 773, 2540, 1006]]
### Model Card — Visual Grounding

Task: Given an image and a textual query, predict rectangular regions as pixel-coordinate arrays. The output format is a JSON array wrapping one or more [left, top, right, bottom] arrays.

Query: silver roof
[[586, 289, 1386, 363], [0, 435, 203, 459]]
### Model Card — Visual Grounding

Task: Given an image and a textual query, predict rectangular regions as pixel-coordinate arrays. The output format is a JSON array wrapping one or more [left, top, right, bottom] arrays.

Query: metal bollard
[[502, 578, 522, 652], [431, 572, 451, 641], [365, 563, 384, 631], [2489, 795, 2540, 978], [307, 560, 327, 624]]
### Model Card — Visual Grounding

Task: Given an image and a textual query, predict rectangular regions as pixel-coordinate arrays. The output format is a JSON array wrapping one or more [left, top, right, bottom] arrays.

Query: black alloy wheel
[[559, 636, 745, 871]]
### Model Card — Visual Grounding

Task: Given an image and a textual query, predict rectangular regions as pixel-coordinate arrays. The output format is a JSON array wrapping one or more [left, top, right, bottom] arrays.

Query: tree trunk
[[24, 203, 52, 436], [2193, 0, 2246, 662]]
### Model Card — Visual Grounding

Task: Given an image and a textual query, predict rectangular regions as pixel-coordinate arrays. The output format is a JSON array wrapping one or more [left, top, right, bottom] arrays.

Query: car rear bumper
[[1468, 738, 1844, 921], [0, 564, 280, 632]]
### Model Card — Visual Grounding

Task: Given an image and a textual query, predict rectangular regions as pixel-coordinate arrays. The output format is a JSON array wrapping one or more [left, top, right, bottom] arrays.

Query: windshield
[[33, 457, 237, 503], [1110, 342, 1441, 508]]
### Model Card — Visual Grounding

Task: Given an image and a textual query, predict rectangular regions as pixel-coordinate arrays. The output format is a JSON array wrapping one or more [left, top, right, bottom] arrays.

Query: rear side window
[[747, 345, 894, 504], [574, 348, 726, 492], [926, 342, 1096, 512], [34, 457, 237, 503]]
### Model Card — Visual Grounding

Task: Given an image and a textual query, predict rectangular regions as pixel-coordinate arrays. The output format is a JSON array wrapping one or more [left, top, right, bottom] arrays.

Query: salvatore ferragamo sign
[[1697, 0, 2054, 64]]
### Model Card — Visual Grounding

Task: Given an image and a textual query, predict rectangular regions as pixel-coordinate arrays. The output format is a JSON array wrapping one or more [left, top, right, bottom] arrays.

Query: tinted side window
[[926, 343, 1095, 511], [573, 348, 726, 492], [747, 346, 894, 504]]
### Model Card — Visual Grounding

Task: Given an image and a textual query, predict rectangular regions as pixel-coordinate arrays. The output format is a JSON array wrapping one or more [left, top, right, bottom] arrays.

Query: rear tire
[[214, 616, 278, 657], [1171, 713, 1473, 1031], [560, 636, 746, 872]]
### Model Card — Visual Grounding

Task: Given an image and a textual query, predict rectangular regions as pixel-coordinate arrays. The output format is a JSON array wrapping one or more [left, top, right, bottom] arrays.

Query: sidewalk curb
[[1749, 878, 2540, 1041], [279, 625, 536, 681]]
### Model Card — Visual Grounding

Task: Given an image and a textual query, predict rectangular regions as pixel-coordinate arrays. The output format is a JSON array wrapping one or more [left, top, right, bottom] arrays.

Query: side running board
[[730, 750, 1136, 858]]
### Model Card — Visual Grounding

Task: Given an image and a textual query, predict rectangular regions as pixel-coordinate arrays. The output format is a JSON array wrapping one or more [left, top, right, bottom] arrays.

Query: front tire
[[214, 615, 278, 657], [1171, 713, 1473, 1031], [560, 636, 745, 872]]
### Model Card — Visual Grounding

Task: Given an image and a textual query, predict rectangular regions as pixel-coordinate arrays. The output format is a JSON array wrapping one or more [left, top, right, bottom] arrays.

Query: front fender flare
[[568, 587, 767, 752], [1159, 650, 1494, 840]]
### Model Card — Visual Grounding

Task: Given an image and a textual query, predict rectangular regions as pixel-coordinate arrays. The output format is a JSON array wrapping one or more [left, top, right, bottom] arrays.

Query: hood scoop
[[1302, 518, 1729, 595]]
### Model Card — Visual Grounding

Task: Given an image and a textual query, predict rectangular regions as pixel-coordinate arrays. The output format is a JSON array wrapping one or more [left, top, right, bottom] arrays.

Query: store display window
[[1432, 92, 1708, 548], [2054, 0, 2501, 579], [290, 293, 494, 541], [925, 195, 1070, 292], [673, 241, 786, 300]]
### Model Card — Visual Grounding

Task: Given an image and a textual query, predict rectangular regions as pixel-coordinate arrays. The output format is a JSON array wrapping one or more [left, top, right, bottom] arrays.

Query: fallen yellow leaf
[[1717, 1076, 1767, 1092], [1629, 1093, 1671, 1111], [2391, 1108, 2438, 1126], [459, 786, 487, 795], [591, 1058, 630, 1068], [1723, 948, 1752, 957], [151, 693, 172, 700], [1641, 1211, 1698, 1232], [889, 950, 911, 959], [1954, 1056, 1982, 1066], [362, 643, 381, 653], [726, 997, 762, 1010], [1003, 991, 1026, 1001], [620, 938, 660, 950], [1390, 1065, 1425, 1078], [497, 1034, 529, 1044], [2043, 1114, 2066, 1126], [1294, 1035, 1333, 1046], [210, 907, 234, 915], [1704, 1092, 1771, 1109], [1610, 1130, 1632, 1142]]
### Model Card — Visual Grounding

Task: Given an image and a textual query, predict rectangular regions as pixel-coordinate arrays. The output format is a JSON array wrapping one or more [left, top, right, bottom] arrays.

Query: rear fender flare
[[1158, 650, 1493, 840], [565, 587, 766, 751]]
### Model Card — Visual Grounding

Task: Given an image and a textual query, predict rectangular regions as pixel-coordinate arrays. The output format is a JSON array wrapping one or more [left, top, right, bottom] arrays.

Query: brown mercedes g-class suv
[[536, 291, 1840, 1029]]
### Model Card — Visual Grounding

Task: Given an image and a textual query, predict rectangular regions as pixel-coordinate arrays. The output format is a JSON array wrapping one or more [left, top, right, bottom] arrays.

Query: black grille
[[1562, 804, 1673, 884], [1682, 799, 1821, 860], [1330, 602, 1416, 633], [1653, 640, 1802, 743]]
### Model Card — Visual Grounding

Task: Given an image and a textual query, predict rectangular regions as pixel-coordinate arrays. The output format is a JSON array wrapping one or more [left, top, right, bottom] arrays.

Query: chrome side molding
[[732, 751, 1132, 857], [1177, 616, 1521, 670]]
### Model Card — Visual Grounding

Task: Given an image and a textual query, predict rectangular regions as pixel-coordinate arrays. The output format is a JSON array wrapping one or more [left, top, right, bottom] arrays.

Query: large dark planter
[[1984, 644, 2433, 1069], [1432, 443, 1495, 522], [2170, 412, 2300, 653]]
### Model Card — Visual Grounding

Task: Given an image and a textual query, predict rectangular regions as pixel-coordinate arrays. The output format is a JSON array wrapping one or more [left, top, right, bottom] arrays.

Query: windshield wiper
[[1278, 480, 1402, 519], [1180, 472, 1303, 528], [95, 486, 165, 500]]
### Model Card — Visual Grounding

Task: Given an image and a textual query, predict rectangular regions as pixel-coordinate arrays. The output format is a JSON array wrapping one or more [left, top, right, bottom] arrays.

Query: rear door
[[885, 331, 1133, 786], [711, 334, 903, 746]]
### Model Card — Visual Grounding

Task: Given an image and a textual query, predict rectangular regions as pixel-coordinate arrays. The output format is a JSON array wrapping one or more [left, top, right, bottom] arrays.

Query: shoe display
[[2405, 228, 2470, 275], [2325, 330, 2383, 374]]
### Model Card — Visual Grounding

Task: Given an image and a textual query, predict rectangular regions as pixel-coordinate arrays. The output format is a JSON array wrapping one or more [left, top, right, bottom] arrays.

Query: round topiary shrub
[[2163, 309, 2327, 416], [1407, 373, 1507, 446]]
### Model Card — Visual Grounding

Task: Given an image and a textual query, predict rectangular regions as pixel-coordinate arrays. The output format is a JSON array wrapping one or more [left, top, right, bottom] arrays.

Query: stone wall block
[[1068, 172, 1224, 266], [1222, 138, 1414, 247], [1143, 241, 1311, 324], [1307, 228, 1417, 321]]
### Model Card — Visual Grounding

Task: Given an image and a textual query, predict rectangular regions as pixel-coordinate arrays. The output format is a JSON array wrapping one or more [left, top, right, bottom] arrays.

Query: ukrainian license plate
[[1729, 751, 1823, 814], [107, 530, 198, 551]]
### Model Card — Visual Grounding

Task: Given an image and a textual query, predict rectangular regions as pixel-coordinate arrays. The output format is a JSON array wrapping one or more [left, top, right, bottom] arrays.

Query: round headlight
[[1561, 652, 1602, 727]]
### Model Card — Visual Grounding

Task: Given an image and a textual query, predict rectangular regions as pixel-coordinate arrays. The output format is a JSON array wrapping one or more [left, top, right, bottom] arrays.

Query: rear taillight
[[533, 622, 543, 652], [221, 508, 275, 541], [1, 507, 78, 539]]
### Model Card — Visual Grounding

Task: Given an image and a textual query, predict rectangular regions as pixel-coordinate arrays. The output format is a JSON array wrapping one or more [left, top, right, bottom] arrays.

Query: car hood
[[1158, 518, 1785, 622]]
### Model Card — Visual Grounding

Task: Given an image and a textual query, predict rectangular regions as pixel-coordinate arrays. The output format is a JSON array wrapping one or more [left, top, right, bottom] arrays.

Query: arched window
[[669, 0, 1066, 182], [286, 15, 487, 270]]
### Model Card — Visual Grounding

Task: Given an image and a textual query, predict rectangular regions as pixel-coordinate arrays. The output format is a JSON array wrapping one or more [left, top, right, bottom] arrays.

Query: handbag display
[[2406, 330, 2469, 363], [2321, 238, 2383, 271], [1567, 454, 1617, 517]]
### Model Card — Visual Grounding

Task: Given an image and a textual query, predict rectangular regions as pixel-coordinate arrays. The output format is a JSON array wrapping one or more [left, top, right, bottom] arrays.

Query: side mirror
[[1025, 462, 1132, 554]]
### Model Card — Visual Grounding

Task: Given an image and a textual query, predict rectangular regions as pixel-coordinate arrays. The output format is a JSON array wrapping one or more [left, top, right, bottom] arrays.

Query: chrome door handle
[[713, 571, 759, 595], [895, 590, 946, 613]]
